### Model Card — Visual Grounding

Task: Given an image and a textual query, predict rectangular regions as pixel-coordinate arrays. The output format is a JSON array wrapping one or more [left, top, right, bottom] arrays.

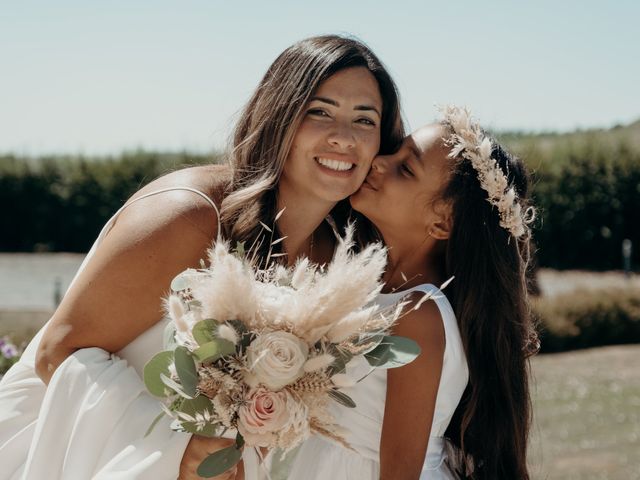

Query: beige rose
[[237, 387, 290, 447], [246, 331, 309, 389]]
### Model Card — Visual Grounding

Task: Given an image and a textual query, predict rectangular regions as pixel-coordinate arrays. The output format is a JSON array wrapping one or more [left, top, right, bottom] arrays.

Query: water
[[0, 253, 86, 310]]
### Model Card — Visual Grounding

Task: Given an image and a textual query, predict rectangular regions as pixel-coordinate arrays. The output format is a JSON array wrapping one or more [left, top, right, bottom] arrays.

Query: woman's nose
[[327, 123, 356, 150]]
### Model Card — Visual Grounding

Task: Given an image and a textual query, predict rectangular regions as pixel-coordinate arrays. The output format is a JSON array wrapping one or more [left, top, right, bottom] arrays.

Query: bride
[[0, 34, 403, 480]]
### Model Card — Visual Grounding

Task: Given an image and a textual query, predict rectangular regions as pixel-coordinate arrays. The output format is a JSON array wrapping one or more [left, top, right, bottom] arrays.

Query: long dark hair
[[220, 35, 404, 254], [441, 139, 539, 479]]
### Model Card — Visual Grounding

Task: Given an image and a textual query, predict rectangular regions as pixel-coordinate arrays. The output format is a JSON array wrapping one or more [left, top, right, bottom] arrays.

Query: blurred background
[[1, 1, 639, 478]]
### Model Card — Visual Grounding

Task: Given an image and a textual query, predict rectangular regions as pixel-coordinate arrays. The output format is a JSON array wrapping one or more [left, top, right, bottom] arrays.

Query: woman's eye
[[356, 117, 376, 127], [307, 108, 329, 117]]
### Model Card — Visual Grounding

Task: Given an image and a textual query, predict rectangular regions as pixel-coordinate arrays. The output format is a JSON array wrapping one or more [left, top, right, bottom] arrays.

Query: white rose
[[246, 331, 309, 389]]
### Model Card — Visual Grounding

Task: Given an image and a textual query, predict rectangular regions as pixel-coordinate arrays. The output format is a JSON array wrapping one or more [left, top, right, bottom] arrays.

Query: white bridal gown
[[283, 285, 469, 480], [0, 187, 261, 480]]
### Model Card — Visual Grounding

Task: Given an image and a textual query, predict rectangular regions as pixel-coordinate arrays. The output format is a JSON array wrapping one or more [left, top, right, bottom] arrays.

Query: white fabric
[[284, 285, 469, 480], [0, 187, 262, 480]]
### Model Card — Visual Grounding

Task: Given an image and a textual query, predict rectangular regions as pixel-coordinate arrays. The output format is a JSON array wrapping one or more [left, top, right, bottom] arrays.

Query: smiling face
[[280, 66, 383, 204], [351, 123, 453, 239]]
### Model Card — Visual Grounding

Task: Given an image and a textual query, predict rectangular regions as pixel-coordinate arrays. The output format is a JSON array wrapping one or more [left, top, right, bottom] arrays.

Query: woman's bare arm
[[379, 298, 446, 480], [35, 185, 219, 384]]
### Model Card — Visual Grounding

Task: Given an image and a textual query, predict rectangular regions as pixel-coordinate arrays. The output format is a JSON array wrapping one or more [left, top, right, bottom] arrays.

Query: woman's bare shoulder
[[133, 163, 232, 205], [118, 163, 232, 239]]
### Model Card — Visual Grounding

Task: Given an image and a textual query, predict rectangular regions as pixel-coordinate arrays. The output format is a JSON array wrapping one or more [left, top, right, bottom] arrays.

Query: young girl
[[0, 35, 403, 480], [286, 106, 538, 479]]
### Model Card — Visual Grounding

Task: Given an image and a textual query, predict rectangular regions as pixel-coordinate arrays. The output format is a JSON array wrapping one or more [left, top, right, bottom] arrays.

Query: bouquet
[[143, 225, 421, 477]]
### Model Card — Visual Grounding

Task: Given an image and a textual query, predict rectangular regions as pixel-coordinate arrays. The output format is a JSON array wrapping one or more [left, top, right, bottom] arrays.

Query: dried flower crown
[[440, 105, 533, 238]]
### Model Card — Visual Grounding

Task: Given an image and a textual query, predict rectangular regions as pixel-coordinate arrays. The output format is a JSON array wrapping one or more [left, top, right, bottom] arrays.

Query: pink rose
[[237, 387, 290, 447]]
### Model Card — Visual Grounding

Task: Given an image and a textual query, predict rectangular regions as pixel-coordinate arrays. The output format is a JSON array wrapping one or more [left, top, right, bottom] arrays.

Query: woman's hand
[[178, 435, 244, 480]]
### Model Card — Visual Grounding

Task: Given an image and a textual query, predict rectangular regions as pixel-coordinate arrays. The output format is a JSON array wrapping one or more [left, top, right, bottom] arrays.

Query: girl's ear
[[429, 200, 453, 240]]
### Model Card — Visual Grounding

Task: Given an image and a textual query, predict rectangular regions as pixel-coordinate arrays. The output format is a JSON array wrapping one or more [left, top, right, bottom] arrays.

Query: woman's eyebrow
[[309, 96, 381, 117]]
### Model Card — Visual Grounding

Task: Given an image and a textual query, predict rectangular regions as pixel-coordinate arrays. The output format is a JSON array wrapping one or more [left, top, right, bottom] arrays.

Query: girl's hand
[[178, 435, 244, 480]]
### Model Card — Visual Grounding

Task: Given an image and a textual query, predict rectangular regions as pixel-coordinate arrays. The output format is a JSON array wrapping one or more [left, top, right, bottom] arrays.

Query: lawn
[[529, 345, 640, 479]]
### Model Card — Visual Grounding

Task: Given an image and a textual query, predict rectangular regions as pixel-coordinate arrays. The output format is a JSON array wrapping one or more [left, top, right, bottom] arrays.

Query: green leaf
[[197, 445, 243, 477], [170, 270, 195, 292], [365, 335, 421, 369], [177, 396, 219, 437], [193, 339, 236, 363], [143, 351, 175, 397], [144, 411, 166, 438], [234, 241, 246, 258], [192, 319, 220, 346], [327, 344, 353, 376], [328, 389, 357, 408], [364, 341, 392, 368], [174, 346, 198, 396]]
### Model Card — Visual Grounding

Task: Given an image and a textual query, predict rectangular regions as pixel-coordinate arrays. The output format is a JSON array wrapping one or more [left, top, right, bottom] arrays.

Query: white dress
[[0, 187, 261, 480], [283, 285, 469, 480]]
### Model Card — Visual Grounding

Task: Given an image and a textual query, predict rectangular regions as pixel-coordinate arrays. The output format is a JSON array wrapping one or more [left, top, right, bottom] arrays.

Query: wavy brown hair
[[219, 35, 404, 255], [440, 139, 539, 479]]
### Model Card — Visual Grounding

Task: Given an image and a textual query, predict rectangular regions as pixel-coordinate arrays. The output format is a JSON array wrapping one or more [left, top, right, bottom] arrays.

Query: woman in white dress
[[285, 109, 539, 479], [0, 35, 404, 480]]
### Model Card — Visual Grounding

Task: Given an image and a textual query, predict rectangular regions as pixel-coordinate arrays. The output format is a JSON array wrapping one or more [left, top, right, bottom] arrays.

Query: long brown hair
[[441, 139, 539, 479], [219, 35, 404, 254]]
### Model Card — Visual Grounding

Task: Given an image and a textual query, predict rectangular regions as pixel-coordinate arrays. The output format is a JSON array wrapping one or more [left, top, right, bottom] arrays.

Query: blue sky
[[1, 0, 638, 155]]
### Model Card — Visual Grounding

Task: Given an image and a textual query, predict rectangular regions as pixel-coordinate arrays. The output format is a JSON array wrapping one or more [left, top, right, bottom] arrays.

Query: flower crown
[[439, 105, 533, 238]]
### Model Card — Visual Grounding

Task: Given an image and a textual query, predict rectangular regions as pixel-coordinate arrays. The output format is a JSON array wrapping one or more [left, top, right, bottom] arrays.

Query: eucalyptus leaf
[[365, 335, 421, 369], [144, 411, 166, 437], [170, 272, 191, 292], [193, 339, 236, 363], [192, 319, 220, 345], [197, 445, 243, 477], [174, 346, 198, 397], [364, 341, 392, 368], [328, 389, 357, 408], [143, 351, 174, 397]]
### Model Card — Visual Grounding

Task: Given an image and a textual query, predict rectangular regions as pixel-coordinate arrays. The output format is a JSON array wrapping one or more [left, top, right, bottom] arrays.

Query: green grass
[[529, 345, 640, 479]]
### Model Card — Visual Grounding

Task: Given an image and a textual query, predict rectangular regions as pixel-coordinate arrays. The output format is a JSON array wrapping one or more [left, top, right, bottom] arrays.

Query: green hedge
[[1, 139, 640, 272], [533, 287, 640, 352], [0, 151, 217, 252], [528, 142, 640, 271]]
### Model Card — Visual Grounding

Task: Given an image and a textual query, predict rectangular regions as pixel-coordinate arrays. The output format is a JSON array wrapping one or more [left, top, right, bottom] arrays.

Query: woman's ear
[[429, 199, 452, 240]]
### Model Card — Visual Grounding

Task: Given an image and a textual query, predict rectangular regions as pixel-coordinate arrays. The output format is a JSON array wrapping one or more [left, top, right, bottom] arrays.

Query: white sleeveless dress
[[282, 285, 469, 480], [0, 187, 265, 480]]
